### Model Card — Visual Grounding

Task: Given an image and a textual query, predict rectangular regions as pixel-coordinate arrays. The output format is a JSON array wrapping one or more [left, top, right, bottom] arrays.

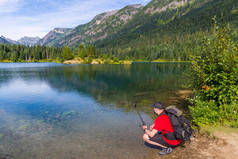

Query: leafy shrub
[[219, 102, 238, 127], [113, 57, 119, 63], [86, 57, 93, 64], [189, 97, 220, 126], [190, 19, 238, 105], [189, 97, 238, 127], [189, 19, 238, 127]]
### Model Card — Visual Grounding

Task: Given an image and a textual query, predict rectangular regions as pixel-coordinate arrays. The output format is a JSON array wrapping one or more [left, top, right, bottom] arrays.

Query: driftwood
[[134, 92, 149, 97]]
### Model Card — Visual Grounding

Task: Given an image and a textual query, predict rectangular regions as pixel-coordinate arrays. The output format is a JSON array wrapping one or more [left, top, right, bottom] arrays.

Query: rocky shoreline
[[63, 58, 133, 64]]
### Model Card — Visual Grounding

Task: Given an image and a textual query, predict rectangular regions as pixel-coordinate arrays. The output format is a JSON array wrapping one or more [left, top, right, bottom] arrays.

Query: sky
[[0, 0, 151, 40]]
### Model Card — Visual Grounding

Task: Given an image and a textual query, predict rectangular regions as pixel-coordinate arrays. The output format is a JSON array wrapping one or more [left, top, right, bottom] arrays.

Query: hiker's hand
[[142, 125, 147, 131], [150, 124, 154, 130]]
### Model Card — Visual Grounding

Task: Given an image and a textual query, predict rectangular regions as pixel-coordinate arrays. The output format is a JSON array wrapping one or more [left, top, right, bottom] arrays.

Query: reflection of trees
[[0, 63, 190, 112], [43, 63, 189, 110]]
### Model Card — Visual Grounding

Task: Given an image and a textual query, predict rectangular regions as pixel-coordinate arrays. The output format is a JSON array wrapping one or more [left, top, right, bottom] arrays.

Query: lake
[[0, 62, 189, 159]]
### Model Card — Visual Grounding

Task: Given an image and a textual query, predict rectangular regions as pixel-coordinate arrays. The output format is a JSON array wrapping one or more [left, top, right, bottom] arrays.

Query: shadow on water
[[0, 62, 190, 159]]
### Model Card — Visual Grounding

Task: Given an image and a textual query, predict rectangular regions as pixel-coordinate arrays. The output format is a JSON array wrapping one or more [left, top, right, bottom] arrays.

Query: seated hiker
[[142, 102, 181, 155]]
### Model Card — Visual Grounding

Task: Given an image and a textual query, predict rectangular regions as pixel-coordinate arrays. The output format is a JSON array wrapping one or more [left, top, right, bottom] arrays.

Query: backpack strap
[[163, 131, 177, 140], [158, 112, 177, 141]]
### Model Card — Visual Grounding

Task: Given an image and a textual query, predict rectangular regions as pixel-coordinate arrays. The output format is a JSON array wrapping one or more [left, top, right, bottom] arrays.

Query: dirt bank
[[152, 130, 238, 159]]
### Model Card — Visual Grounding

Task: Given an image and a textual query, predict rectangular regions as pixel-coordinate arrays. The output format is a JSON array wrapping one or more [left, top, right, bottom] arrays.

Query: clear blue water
[[0, 63, 189, 159]]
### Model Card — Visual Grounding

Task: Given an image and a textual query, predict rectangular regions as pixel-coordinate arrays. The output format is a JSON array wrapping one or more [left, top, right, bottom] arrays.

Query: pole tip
[[133, 103, 137, 108]]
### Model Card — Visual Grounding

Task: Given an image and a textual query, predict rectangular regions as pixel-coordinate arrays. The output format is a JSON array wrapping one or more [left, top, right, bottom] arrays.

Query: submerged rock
[[63, 110, 76, 116], [0, 152, 14, 159], [134, 92, 148, 96]]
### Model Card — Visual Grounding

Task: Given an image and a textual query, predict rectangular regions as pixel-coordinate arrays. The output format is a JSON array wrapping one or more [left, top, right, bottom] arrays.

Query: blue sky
[[0, 0, 150, 40]]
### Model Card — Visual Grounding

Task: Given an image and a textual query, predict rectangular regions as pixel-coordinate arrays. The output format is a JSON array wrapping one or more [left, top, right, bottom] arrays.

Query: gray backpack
[[164, 105, 193, 142]]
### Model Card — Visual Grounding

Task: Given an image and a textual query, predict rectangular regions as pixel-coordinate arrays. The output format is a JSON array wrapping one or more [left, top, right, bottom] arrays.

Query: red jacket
[[154, 114, 181, 146]]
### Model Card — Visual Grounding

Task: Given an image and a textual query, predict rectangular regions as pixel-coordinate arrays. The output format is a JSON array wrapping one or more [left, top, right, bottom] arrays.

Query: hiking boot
[[159, 147, 173, 155]]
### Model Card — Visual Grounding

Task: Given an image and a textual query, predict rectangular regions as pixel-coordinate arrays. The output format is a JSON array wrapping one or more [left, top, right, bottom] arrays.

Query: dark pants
[[149, 133, 178, 148]]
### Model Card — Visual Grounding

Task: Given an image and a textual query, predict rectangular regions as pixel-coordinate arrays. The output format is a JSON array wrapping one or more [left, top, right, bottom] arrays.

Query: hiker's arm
[[143, 125, 158, 138], [150, 124, 155, 130]]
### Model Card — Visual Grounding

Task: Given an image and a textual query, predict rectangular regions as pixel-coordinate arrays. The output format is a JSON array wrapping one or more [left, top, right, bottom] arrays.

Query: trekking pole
[[133, 103, 146, 126]]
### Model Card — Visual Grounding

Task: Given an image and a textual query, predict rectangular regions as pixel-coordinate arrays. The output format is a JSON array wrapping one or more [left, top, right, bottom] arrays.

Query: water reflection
[[0, 63, 189, 159]]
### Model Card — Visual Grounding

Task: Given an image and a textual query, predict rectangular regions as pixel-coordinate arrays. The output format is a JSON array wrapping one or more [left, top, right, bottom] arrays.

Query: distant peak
[[53, 28, 72, 34], [100, 10, 119, 17], [93, 9, 119, 21], [126, 4, 144, 8], [20, 36, 40, 39]]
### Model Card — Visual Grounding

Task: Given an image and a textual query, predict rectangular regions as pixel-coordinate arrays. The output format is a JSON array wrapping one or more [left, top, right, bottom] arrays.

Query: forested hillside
[[0, 0, 237, 62], [95, 0, 238, 60]]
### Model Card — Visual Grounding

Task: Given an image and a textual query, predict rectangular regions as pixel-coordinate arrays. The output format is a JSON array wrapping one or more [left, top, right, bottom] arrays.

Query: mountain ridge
[[39, 3, 145, 47], [0, 36, 19, 45], [18, 36, 41, 46], [38, 0, 199, 47], [0, 0, 194, 47], [37, 28, 72, 46], [1, 0, 237, 52], [0, 36, 10, 44], [0, 35, 41, 46]]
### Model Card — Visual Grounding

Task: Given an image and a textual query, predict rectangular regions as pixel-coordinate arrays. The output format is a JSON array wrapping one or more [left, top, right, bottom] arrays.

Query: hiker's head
[[151, 101, 165, 115]]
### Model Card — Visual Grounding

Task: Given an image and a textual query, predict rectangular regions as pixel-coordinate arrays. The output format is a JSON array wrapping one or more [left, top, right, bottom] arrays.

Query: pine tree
[[78, 44, 86, 59], [62, 46, 73, 60]]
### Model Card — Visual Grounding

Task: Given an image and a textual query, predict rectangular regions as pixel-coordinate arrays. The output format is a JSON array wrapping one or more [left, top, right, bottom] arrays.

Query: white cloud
[[0, 0, 21, 13]]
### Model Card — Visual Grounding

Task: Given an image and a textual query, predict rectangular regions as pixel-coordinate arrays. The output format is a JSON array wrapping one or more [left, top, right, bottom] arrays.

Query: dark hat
[[151, 101, 165, 109]]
